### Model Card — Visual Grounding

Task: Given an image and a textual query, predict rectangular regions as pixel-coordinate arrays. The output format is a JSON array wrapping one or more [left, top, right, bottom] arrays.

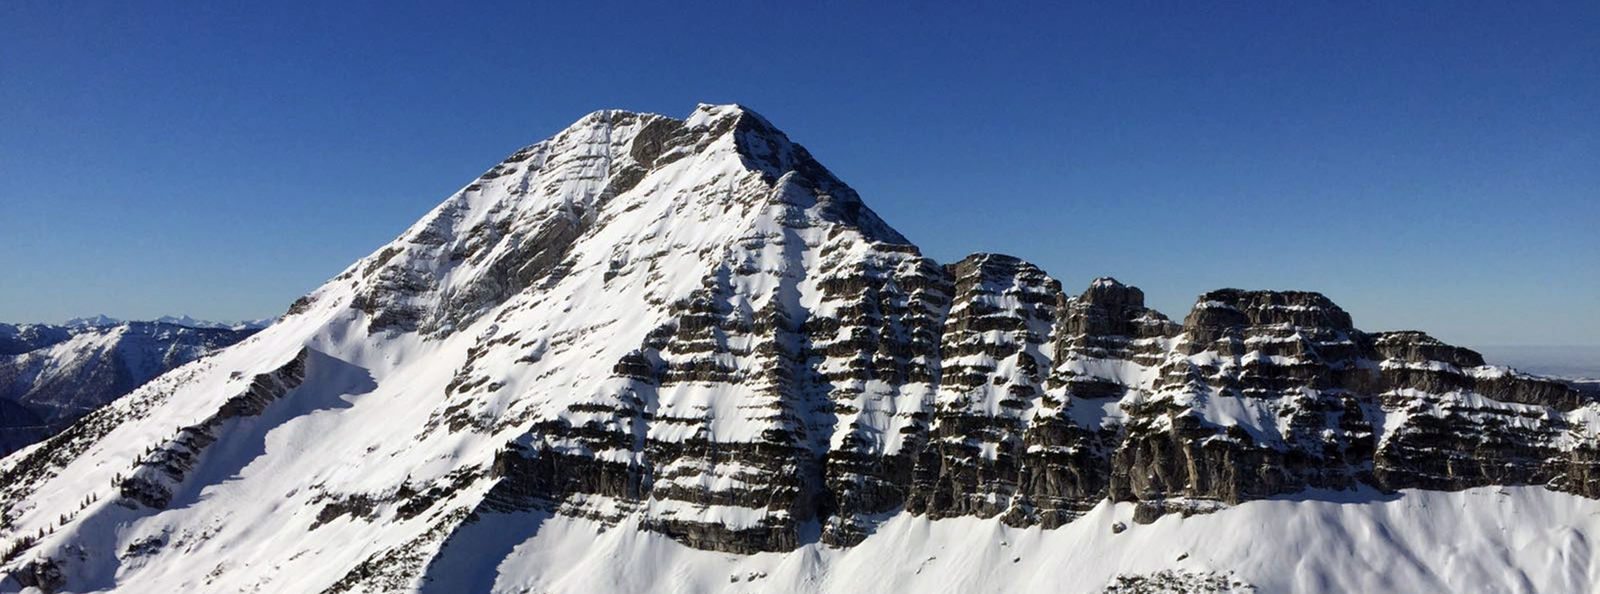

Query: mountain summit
[[2, 105, 1596, 593]]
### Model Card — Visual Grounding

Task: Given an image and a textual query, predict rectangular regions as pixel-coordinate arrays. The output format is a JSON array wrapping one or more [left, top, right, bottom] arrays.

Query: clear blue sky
[[2, 2, 1596, 347]]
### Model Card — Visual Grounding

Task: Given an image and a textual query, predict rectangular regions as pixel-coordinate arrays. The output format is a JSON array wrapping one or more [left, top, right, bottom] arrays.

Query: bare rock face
[[1369, 331, 1599, 496], [1017, 277, 1177, 527], [908, 254, 1059, 523], [483, 254, 1597, 545], [1, 105, 1595, 592], [1110, 290, 1376, 512]]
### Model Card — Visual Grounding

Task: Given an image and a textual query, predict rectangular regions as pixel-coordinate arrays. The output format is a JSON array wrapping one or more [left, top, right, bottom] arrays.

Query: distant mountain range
[[1474, 345, 1600, 393], [1473, 345, 1600, 378], [0, 319, 263, 454], [60, 315, 274, 332]]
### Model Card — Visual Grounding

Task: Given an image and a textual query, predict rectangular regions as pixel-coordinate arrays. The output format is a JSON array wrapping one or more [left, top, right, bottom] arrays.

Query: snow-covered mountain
[[0, 322, 257, 454], [2, 104, 1596, 593], [62, 316, 274, 332]]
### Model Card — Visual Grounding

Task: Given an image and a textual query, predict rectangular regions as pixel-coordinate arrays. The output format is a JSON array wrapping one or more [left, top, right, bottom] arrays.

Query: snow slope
[[489, 487, 1597, 594]]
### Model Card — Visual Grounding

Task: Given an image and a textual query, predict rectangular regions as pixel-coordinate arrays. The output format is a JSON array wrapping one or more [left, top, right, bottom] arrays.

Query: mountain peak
[[62, 314, 119, 328], [323, 103, 908, 335], [1080, 275, 1146, 308], [686, 102, 766, 126], [1186, 287, 1354, 331]]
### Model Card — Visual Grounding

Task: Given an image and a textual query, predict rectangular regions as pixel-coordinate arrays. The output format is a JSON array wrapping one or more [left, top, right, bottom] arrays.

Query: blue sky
[[2, 2, 1595, 347]]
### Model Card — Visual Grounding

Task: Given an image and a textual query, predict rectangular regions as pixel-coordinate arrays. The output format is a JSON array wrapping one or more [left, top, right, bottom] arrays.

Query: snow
[[486, 487, 1600, 594], [1386, 359, 1465, 374]]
